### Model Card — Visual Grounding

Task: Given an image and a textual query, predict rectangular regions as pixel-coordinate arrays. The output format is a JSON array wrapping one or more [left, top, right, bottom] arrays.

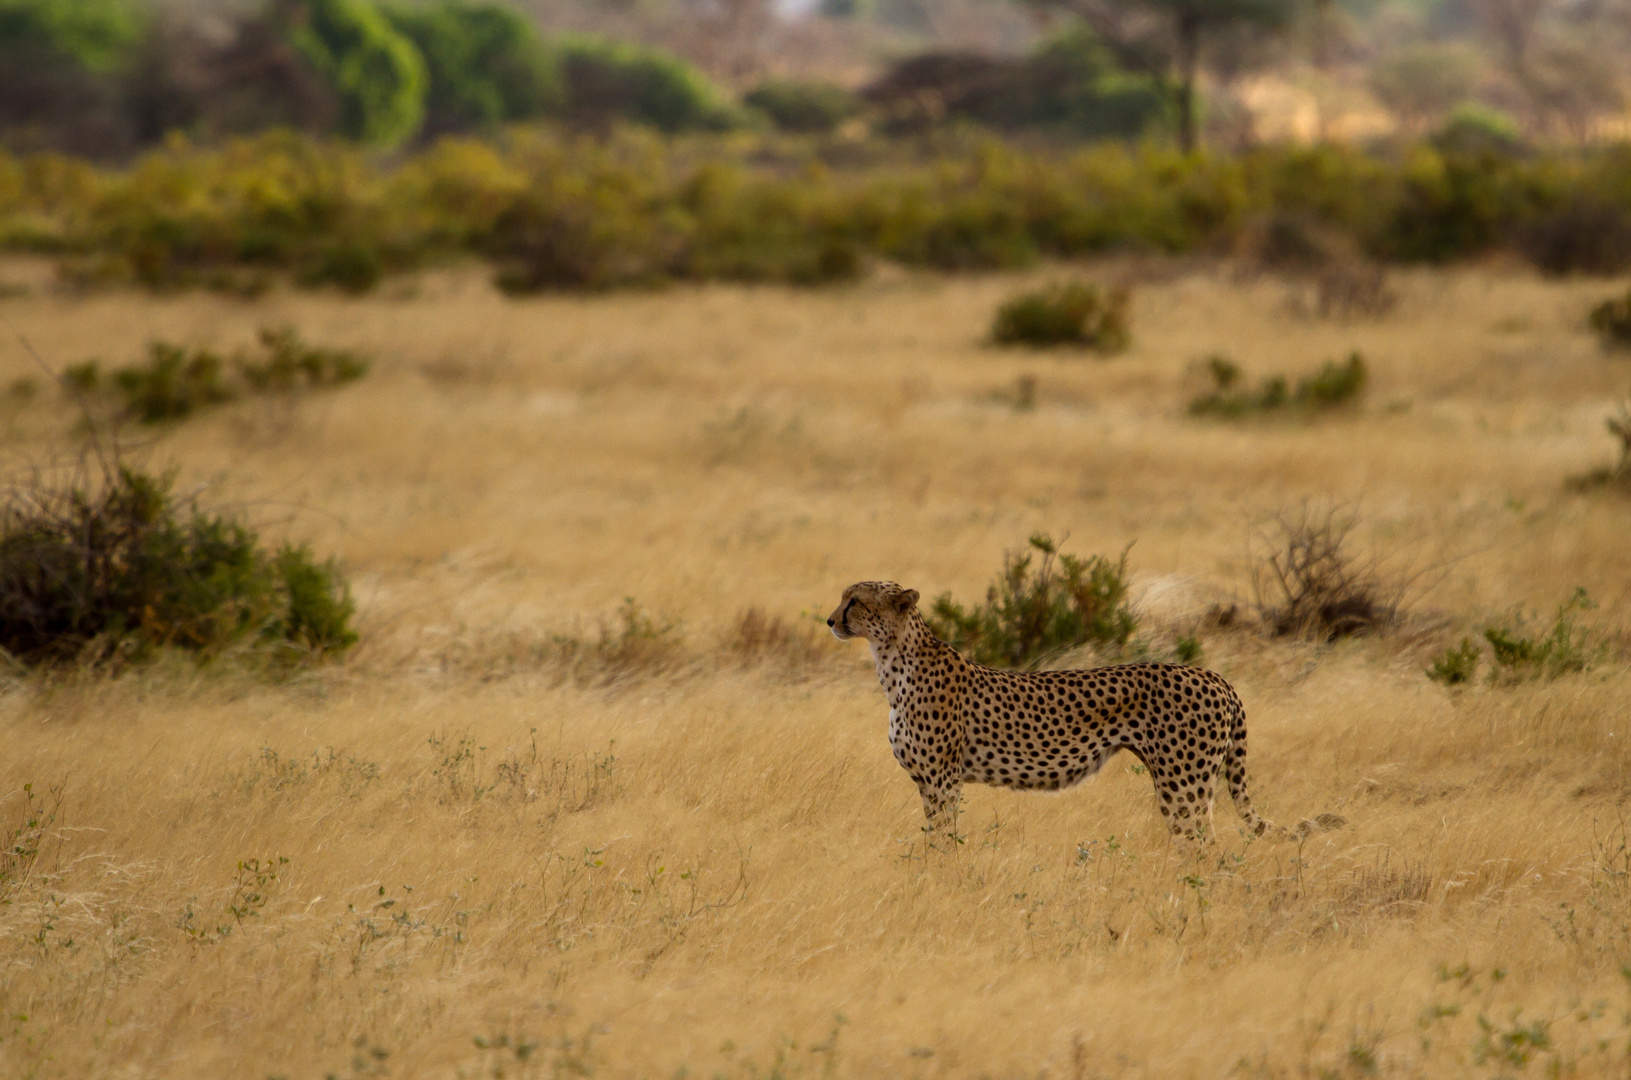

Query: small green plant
[[991, 281, 1130, 352], [1481, 588, 1605, 682], [1426, 637, 1481, 685], [1173, 635, 1203, 664], [1, 782, 61, 901], [112, 343, 235, 422], [0, 464, 358, 668], [924, 533, 1137, 669], [236, 327, 371, 392], [68, 327, 369, 424], [1566, 396, 1631, 494], [1592, 290, 1631, 350], [1189, 352, 1367, 417]]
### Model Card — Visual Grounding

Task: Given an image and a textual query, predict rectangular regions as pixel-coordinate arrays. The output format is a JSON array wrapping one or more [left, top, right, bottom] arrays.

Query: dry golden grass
[[2, 256, 1631, 1078]]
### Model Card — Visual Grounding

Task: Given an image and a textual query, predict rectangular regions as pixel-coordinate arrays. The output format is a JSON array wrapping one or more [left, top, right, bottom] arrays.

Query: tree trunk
[[1175, 10, 1201, 154]]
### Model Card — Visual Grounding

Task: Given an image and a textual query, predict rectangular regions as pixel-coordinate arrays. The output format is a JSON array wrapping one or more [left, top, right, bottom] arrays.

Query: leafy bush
[[382, 0, 561, 137], [295, 239, 383, 293], [1431, 103, 1523, 157], [991, 281, 1130, 351], [864, 27, 1168, 139], [71, 326, 368, 423], [924, 533, 1137, 669], [744, 80, 858, 134], [1480, 589, 1606, 682], [236, 325, 370, 391], [557, 36, 736, 133], [111, 342, 234, 422], [0, 0, 143, 72], [1426, 638, 1481, 685], [0, 0, 143, 155], [279, 0, 426, 148], [1591, 290, 1631, 350], [1189, 352, 1367, 417], [0, 464, 357, 667]]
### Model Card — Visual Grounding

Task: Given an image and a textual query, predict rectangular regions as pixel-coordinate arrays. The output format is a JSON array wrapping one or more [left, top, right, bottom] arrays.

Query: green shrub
[[489, 138, 685, 291], [677, 162, 862, 285], [1426, 638, 1481, 685], [557, 36, 736, 133], [75, 326, 368, 422], [924, 533, 1137, 669], [744, 80, 858, 134], [383, 0, 561, 137], [296, 239, 383, 293], [112, 342, 234, 422], [864, 28, 1168, 140], [0, 465, 357, 666], [991, 281, 1130, 351], [1431, 103, 1524, 157], [236, 326, 370, 391], [1480, 588, 1605, 682], [1189, 352, 1367, 417], [1591, 290, 1631, 350], [0, 0, 143, 72], [279, 0, 426, 148]]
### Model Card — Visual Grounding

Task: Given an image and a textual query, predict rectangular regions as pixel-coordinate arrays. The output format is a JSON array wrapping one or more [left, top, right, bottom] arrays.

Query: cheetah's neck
[[870, 614, 960, 710]]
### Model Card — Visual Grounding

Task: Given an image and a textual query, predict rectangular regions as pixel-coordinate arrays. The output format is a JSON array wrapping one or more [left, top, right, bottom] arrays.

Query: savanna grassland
[[2, 255, 1631, 1079]]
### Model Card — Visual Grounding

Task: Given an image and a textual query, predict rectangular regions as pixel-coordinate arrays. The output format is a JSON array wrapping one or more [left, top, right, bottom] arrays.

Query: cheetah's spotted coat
[[829, 580, 1269, 841]]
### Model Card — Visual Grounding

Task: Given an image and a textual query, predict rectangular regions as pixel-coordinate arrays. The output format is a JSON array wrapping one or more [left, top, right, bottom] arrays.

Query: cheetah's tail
[[1224, 697, 1348, 842], [1222, 696, 1270, 837]]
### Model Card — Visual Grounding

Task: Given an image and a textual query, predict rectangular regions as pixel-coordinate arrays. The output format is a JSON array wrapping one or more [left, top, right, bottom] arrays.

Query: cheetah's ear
[[893, 589, 920, 612]]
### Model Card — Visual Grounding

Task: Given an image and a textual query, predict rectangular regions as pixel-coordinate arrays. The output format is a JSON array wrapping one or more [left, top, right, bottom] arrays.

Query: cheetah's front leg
[[915, 778, 961, 835]]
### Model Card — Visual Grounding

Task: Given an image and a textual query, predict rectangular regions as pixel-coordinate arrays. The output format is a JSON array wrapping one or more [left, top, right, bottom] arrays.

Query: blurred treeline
[[5, 130, 1630, 293], [0, 0, 754, 155], [0, 0, 1175, 157]]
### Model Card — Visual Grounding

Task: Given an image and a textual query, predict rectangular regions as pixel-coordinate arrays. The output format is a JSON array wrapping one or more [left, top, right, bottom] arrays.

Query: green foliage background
[[280, 0, 426, 148], [3, 130, 1631, 291]]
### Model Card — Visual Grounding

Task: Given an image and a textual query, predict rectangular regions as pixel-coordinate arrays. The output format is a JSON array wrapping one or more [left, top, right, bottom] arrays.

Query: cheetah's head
[[828, 581, 920, 643]]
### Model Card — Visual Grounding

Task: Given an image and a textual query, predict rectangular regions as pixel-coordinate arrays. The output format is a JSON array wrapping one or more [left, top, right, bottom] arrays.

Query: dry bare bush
[[1312, 260, 1397, 319], [1249, 505, 1404, 641]]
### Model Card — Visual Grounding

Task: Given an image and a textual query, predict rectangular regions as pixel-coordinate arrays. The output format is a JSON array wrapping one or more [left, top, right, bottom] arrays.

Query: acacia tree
[[1024, 0, 1296, 152]]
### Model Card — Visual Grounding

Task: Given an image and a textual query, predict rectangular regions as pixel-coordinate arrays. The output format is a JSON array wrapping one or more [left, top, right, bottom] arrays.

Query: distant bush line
[[7, 134, 1631, 292]]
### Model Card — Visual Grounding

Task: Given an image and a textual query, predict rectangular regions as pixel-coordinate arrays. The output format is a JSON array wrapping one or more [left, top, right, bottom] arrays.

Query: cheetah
[[829, 579, 1270, 841]]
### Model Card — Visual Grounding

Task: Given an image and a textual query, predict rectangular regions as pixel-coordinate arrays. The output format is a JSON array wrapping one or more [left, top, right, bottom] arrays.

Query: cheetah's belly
[[958, 702, 1122, 792]]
